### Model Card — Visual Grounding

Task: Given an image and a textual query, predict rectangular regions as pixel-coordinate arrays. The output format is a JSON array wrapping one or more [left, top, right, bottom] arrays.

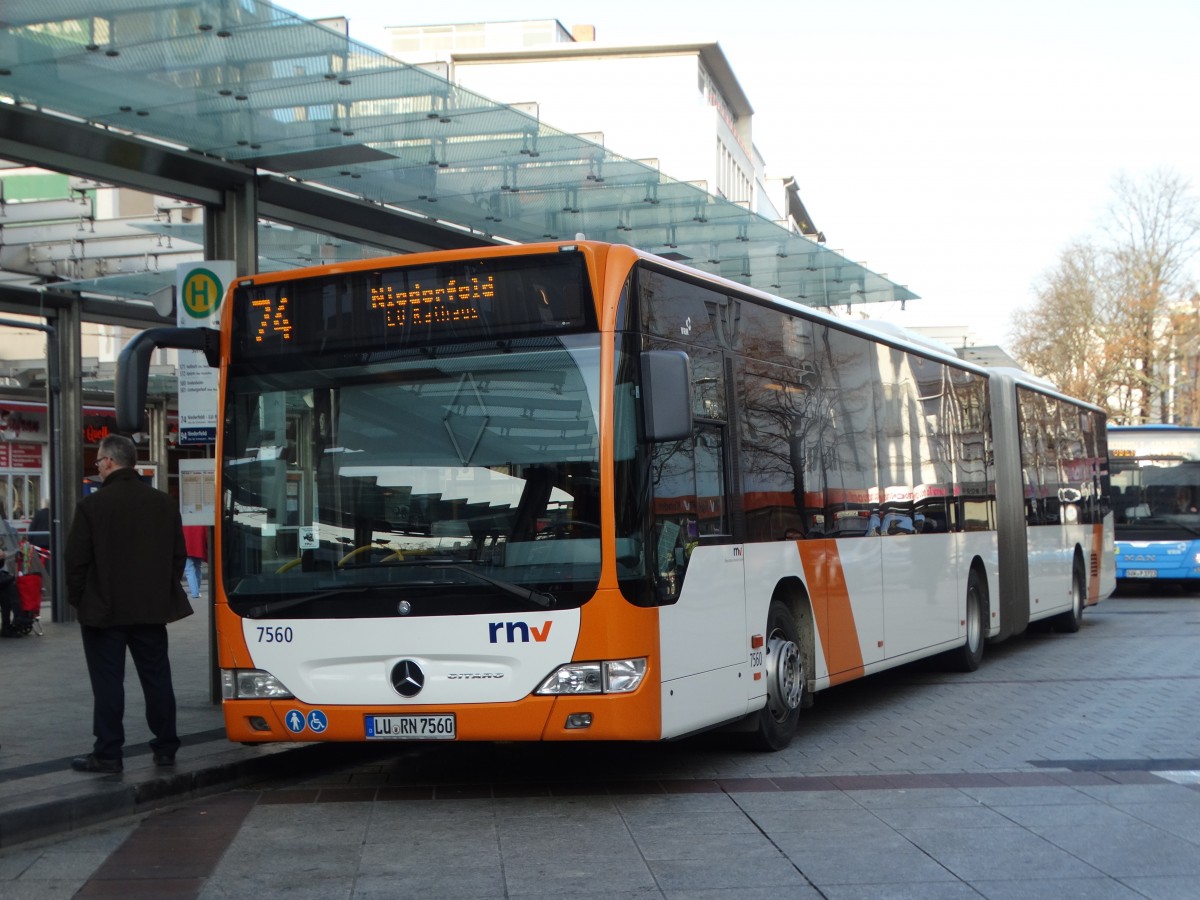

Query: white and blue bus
[[1109, 425, 1200, 587]]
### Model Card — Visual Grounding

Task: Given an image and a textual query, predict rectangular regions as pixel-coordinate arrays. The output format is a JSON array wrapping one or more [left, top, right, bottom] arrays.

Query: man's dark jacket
[[65, 466, 193, 627]]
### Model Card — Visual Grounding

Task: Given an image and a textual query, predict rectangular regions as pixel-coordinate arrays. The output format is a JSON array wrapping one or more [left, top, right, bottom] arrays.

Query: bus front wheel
[[750, 601, 805, 751]]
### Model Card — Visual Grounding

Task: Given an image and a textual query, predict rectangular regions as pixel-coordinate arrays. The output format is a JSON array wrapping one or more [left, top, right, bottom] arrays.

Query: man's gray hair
[[99, 434, 137, 468]]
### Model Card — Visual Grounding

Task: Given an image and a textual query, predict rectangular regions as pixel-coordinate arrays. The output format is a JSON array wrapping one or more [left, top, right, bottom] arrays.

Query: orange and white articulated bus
[[116, 241, 1115, 751]]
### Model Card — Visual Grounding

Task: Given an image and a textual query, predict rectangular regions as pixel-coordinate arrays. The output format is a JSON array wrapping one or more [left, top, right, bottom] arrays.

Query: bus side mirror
[[116, 327, 220, 433], [640, 350, 693, 443]]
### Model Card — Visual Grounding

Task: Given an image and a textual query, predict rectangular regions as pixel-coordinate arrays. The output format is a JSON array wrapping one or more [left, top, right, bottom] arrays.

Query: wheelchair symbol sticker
[[285, 709, 306, 734], [307, 710, 328, 733]]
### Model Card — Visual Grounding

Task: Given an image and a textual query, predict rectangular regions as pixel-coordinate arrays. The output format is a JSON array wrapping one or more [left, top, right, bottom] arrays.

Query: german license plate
[[365, 714, 456, 740], [1125, 569, 1157, 578]]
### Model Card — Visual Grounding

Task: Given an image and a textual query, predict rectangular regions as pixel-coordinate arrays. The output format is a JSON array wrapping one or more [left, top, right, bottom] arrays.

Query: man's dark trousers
[[80, 624, 181, 761]]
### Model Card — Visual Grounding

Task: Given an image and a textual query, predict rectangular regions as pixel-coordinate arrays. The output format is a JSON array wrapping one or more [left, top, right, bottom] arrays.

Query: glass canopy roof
[[0, 0, 917, 308]]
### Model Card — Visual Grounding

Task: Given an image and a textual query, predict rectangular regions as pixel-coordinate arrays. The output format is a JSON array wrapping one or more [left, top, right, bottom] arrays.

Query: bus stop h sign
[[176, 262, 232, 445]]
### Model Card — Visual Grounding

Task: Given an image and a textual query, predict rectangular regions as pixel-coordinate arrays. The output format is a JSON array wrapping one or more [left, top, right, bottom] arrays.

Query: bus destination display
[[246, 275, 491, 345], [232, 251, 594, 357], [371, 275, 491, 329]]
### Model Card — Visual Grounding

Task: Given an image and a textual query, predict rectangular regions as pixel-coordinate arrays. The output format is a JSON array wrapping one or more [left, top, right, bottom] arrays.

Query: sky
[[277, 0, 1200, 349]]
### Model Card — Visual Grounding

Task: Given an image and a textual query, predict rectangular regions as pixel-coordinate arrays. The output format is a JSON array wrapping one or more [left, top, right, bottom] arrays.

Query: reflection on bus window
[[868, 506, 925, 535], [649, 424, 726, 600]]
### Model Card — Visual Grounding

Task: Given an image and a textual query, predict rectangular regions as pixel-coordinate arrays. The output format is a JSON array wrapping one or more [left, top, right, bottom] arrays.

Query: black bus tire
[[749, 601, 805, 751], [950, 569, 986, 672], [1052, 563, 1085, 634]]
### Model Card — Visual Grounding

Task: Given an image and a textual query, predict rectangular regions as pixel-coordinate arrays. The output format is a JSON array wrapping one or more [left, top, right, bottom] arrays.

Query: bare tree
[[1103, 169, 1200, 421], [1012, 241, 1119, 409], [1013, 169, 1200, 423], [1167, 293, 1200, 425]]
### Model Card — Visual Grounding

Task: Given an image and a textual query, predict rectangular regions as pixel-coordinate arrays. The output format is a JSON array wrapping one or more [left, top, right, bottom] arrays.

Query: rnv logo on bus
[[489, 620, 553, 643]]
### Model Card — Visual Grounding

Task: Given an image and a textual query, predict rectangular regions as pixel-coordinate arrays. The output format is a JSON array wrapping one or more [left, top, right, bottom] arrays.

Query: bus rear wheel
[[1052, 564, 1085, 633], [950, 570, 986, 672], [750, 601, 805, 751]]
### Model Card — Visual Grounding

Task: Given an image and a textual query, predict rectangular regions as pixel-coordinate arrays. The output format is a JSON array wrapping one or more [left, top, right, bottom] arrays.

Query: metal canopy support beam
[[0, 285, 171, 329], [55, 302, 83, 624], [206, 181, 259, 279], [201, 183, 258, 704], [0, 107, 233, 207], [0, 106, 497, 258]]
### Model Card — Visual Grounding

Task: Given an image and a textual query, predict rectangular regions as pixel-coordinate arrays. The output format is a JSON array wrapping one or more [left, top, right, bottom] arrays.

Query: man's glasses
[[96, 456, 111, 465]]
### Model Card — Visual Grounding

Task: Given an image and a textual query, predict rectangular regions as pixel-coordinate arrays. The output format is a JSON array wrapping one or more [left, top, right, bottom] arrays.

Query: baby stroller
[[13, 540, 46, 636], [0, 521, 45, 637]]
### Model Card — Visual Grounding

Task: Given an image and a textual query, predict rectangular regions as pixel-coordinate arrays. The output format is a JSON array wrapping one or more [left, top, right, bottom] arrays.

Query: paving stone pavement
[[0, 589, 1197, 898], [0, 576, 319, 848]]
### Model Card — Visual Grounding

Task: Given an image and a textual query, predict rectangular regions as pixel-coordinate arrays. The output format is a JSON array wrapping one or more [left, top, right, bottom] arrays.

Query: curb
[[0, 743, 341, 849]]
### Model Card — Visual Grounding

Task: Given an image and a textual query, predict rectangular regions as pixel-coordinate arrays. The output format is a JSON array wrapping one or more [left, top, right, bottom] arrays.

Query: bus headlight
[[222, 669, 295, 700], [536, 658, 647, 695]]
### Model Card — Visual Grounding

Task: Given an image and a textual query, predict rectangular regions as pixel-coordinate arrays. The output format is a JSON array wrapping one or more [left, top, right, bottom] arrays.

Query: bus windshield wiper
[[444, 564, 557, 609], [396, 560, 556, 608], [243, 587, 368, 618]]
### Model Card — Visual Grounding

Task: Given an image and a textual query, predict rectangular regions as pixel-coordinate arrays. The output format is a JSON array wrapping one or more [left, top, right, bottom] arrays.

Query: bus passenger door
[[655, 424, 747, 731]]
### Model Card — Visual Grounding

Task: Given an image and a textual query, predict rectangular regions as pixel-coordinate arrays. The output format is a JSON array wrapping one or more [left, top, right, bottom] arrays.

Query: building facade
[[383, 20, 808, 232]]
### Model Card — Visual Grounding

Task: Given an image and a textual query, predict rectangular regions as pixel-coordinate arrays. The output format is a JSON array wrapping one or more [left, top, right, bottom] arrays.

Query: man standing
[[65, 434, 193, 773]]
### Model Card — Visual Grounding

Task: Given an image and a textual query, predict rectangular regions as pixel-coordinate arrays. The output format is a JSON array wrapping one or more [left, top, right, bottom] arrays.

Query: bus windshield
[[221, 335, 605, 617], [1110, 441, 1200, 538]]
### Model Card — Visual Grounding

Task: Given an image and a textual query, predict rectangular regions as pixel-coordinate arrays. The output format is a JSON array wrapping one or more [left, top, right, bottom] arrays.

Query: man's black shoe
[[153, 752, 176, 767], [70, 754, 122, 774]]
